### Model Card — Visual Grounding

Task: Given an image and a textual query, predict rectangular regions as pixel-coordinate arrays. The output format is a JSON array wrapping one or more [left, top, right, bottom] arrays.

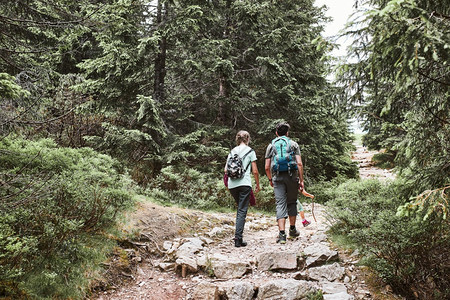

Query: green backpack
[[271, 136, 298, 173]]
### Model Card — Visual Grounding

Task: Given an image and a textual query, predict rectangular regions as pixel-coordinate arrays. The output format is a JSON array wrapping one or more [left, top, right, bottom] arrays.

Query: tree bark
[[153, 0, 167, 102]]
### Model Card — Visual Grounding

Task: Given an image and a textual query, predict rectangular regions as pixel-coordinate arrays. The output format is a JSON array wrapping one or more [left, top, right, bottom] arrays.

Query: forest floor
[[91, 145, 399, 300]]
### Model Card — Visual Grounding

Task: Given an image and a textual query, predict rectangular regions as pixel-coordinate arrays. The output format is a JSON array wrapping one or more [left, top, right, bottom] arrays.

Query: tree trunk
[[217, 0, 232, 124], [154, 0, 167, 102]]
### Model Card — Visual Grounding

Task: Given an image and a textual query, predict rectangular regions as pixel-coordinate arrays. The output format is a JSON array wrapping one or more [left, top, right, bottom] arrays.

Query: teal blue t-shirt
[[227, 145, 257, 189]]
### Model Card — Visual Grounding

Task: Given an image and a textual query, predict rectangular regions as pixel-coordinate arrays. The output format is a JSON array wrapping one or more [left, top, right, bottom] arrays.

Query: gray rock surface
[[257, 279, 317, 300], [304, 243, 339, 267], [307, 262, 346, 282], [257, 251, 298, 271]]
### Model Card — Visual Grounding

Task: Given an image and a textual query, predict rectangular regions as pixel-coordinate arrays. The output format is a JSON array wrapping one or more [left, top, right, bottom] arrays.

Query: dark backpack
[[271, 136, 298, 173], [226, 148, 254, 179]]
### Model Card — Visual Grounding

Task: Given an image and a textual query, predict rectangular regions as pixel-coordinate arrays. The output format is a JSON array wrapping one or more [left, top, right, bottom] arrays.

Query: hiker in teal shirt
[[224, 130, 260, 247], [265, 122, 304, 244]]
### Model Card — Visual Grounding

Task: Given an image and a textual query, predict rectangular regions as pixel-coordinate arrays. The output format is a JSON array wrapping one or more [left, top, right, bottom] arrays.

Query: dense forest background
[[0, 0, 448, 299]]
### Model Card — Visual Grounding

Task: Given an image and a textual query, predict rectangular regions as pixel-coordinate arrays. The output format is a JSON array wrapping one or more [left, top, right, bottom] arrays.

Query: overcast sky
[[315, 0, 356, 58], [314, 0, 364, 133]]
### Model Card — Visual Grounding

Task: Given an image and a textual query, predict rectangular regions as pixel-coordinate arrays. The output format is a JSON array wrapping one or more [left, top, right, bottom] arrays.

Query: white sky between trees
[[315, 0, 355, 58], [315, 0, 364, 134]]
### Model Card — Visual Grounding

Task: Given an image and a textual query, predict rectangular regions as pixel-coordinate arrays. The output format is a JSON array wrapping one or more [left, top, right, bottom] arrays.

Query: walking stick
[[301, 190, 316, 222]]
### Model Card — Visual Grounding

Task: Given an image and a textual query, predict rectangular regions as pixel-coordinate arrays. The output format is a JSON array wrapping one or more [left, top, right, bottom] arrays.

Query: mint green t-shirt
[[227, 145, 257, 189]]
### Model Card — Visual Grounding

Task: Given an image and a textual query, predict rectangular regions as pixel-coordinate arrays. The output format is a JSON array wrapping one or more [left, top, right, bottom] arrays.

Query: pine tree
[[339, 0, 449, 193]]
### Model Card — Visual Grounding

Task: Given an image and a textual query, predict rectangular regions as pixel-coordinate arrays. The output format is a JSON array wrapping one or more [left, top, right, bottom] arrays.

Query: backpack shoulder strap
[[242, 148, 254, 159], [271, 137, 283, 145], [242, 148, 254, 172], [281, 136, 291, 153], [272, 136, 290, 153]]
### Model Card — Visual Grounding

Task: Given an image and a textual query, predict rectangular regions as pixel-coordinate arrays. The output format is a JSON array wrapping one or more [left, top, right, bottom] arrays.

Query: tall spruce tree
[[339, 0, 449, 194], [0, 0, 105, 144], [154, 0, 357, 180], [2, 0, 357, 181]]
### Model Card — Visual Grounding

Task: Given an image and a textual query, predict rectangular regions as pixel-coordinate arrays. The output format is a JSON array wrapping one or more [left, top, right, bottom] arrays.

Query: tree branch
[[417, 70, 450, 86]]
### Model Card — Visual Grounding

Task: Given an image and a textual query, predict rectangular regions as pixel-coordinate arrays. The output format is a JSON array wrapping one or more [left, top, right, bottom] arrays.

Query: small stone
[[136, 266, 146, 276], [163, 241, 173, 251]]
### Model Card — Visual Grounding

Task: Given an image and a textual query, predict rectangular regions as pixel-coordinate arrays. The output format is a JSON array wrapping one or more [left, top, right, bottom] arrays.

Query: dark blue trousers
[[229, 185, 251, 240]]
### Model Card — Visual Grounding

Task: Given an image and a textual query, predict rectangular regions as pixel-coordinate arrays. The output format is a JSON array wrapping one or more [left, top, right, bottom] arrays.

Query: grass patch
[[372, 152, 395, 169], [353, 133, 364, 146]]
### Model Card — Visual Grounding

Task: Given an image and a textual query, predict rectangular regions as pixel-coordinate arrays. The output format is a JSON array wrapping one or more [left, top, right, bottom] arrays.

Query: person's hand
[[299, 181, 304, 191], [255, 185, 261, 193]]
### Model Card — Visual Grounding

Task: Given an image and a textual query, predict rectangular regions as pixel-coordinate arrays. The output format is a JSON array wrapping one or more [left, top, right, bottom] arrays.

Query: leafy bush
[[327, 179, 450, 299], [307, 175, 352, 204], [0, 136, 134, 298], [146, 166, 233, 211], [146, 166, 279, 213], [372, 151, 395, 169]]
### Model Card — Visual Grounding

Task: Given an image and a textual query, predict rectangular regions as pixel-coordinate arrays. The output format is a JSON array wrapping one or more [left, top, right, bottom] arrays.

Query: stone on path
[[207, 227, 224, 237], [192, 282, 219, 300], [221, 282, 254, 300], [175, 256, 198, 277], [212, 260, 251, 279], [257, 279, 317, 300], [256, 251, 298, 271], [310, 232, 328, 243], [307, 262, 345, 282], [319, 282, 349, 294], [323, 291, 355, 300], [304, 243, 339, 267], [176, 237, 204, 257]]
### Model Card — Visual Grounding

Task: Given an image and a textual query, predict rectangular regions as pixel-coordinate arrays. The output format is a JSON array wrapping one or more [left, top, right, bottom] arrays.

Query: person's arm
[[251, 161, 260, 193], [265, 158, 273, 187], [296, 154, 304, 191], [224, 154, 229, 174]]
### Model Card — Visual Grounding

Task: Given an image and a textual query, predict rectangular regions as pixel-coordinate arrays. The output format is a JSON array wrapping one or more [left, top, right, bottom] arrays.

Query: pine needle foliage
[[0, 136, 134, 298], [338, 0, 449, 195], [326, 179, 450, 299]]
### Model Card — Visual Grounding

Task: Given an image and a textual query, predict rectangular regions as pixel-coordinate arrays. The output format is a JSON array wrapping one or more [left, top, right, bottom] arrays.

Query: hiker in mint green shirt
[[224, 130, 260, 247]]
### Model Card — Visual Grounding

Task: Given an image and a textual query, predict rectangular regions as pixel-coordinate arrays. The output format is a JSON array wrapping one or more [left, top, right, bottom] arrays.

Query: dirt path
[[351, 145, 395, 180], [92, 146, 399, 300]]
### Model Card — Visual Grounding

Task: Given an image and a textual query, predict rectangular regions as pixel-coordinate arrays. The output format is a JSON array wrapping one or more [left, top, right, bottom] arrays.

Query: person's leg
[[286, 176, 299, 226], [299, 210, 305, 219], [231, 186, 251, 245], [297, 201, 311, 226], [288, 215, 297, 226], [273, 175, 289, 243], [277, 218, 286, 231], [273, 179, 288, 230], [286, 176, 300, 236]]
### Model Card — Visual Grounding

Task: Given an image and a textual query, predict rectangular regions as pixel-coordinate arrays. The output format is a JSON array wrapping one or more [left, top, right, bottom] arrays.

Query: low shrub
[[146, 166, 278, 212], [308, 175, 350, 204], [0, 136, 134, 298], [146, 166, 233, 211], [372, 151, 395, 169], [327, 179, 450, 299]]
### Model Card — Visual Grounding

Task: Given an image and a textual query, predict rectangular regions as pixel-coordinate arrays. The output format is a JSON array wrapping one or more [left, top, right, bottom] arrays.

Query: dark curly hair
[[276, 122, 290, 136]]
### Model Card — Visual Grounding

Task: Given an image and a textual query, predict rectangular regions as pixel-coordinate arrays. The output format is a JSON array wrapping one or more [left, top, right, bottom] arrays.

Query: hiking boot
[[302, 219, 311, 227], [289, 227, 300, 238], [277, 232, 287, 244], [234, 238, 247, 247]]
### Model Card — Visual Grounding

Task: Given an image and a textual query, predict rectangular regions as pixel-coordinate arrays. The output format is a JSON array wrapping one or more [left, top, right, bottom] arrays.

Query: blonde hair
[[236, 130, 250, 145]]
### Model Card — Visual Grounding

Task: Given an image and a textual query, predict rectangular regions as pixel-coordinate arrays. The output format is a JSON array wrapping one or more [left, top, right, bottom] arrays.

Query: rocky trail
[[351, 145, 395, 181], [93, 146, 399, 300]]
